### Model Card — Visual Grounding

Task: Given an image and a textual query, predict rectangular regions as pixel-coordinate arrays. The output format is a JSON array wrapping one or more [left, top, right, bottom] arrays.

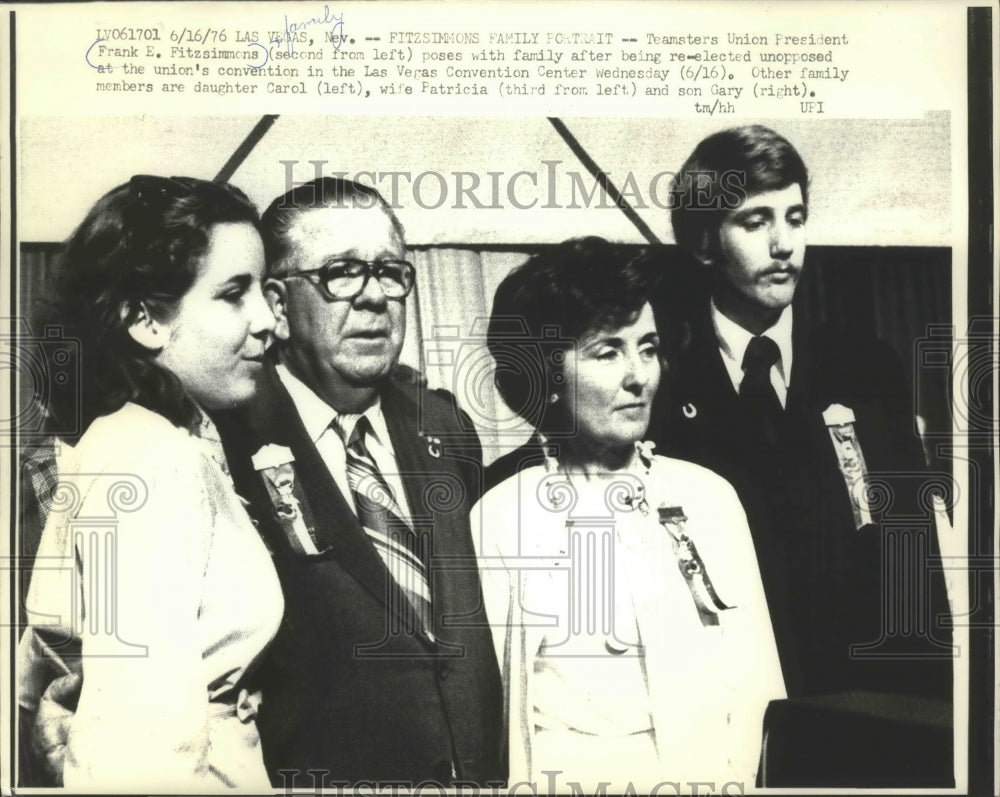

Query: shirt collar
[[710, 299, 794, 387], [274, 362, 391, 448], [332, 402, 391, 449]]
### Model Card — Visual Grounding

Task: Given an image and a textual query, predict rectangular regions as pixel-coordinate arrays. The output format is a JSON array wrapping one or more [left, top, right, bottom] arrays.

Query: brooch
[[621, 483, 650, 516]]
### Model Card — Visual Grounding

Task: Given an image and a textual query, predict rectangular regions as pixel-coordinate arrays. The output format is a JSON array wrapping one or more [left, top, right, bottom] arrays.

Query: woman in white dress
[[18, 176, 283, 791], [474, 238, 786, 793]]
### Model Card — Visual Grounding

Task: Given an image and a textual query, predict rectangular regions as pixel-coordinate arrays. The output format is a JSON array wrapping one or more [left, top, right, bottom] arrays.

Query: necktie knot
[[742, 335, 781, 376], [332, 414, 369, 451]]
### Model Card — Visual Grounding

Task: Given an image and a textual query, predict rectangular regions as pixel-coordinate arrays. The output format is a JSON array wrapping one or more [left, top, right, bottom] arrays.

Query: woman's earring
[[548, 392, 560, 404]]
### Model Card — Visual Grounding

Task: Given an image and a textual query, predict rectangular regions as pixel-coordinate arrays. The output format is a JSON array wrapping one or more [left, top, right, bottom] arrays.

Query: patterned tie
[[740, 335, 784, 445], [332, 415, 433, 637]]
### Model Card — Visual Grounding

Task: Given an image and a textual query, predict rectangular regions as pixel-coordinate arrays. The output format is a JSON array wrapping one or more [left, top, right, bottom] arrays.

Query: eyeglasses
[[280, 258, 416, 301]]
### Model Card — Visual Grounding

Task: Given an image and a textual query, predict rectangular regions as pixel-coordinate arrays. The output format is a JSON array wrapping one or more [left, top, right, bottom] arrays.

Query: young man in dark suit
[[215, 178, 503, 788], [648, 127, 952, 783]]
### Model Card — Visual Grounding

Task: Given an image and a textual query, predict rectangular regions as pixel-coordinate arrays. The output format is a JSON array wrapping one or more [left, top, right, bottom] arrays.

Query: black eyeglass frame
[[279, 258, 416, 301]]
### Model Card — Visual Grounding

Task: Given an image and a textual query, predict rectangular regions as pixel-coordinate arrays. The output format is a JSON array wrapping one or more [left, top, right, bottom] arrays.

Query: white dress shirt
[[711, 300, 794, 408], [275, 363, 413, 525]]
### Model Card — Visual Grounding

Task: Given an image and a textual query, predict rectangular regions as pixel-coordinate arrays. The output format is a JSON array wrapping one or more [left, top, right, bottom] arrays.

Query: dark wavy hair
[[260, 177, 405, 275], [41, 176, 259, 440], [670, 125, 809, 257], [486, 236, 662, 436]]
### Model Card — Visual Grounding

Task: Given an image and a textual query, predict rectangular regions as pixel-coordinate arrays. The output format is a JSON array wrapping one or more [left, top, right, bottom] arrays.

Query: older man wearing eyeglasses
[[214, 177, 503, 789]]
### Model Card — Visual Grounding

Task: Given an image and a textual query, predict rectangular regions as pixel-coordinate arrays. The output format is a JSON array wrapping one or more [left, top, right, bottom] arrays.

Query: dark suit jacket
[[215, 363, 504, 787], [649, 308, 953, 701]]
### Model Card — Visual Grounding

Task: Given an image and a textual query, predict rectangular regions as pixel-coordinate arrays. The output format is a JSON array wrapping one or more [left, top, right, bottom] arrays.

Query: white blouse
[[19, 403, 283, 792], [472, 452, 786, 793]]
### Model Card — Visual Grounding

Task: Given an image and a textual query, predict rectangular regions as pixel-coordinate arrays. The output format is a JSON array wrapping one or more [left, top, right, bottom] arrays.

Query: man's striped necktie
[[332, 415, 433, 637]]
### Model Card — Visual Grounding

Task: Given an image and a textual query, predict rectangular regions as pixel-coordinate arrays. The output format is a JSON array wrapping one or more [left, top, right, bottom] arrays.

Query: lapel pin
[[420, 432, 442, 458], [682, 403, 697, 419]]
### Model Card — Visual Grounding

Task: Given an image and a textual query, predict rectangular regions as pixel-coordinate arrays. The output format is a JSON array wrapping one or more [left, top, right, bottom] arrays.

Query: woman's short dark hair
[[486, 236, 661, 435], [41, 176, 259, 439], [260, 177, 405, 275], [670, 125, 809, 256]]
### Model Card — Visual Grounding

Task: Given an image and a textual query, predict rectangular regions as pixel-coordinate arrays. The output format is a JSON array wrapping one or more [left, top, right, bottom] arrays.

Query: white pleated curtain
[[404, 248, 531, 465]]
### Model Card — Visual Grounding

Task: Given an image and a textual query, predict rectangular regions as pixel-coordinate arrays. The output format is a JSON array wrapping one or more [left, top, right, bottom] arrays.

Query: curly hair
[[40, 176, 260, 439], [486, 236, 662, 435]]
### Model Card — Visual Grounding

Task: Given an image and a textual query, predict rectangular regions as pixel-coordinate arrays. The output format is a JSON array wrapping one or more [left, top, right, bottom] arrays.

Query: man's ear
[[264, 278, 291, 341], [124, 301, 165, 351]]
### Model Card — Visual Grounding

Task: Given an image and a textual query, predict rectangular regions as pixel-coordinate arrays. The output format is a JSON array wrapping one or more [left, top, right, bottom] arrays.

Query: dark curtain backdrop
[[18, 242, 952, 446]]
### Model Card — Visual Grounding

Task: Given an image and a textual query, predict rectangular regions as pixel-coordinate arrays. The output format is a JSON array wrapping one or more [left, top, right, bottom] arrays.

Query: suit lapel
[[785, 319, 841, 458], [382, 384, 476, 646], [246, 366, 430, 633], [381, 384, 429, 533], [382, 386, 441, 573], [674, 310, 744, 436], [246, 365, 356, 554], [786, 313, 815, 412]]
